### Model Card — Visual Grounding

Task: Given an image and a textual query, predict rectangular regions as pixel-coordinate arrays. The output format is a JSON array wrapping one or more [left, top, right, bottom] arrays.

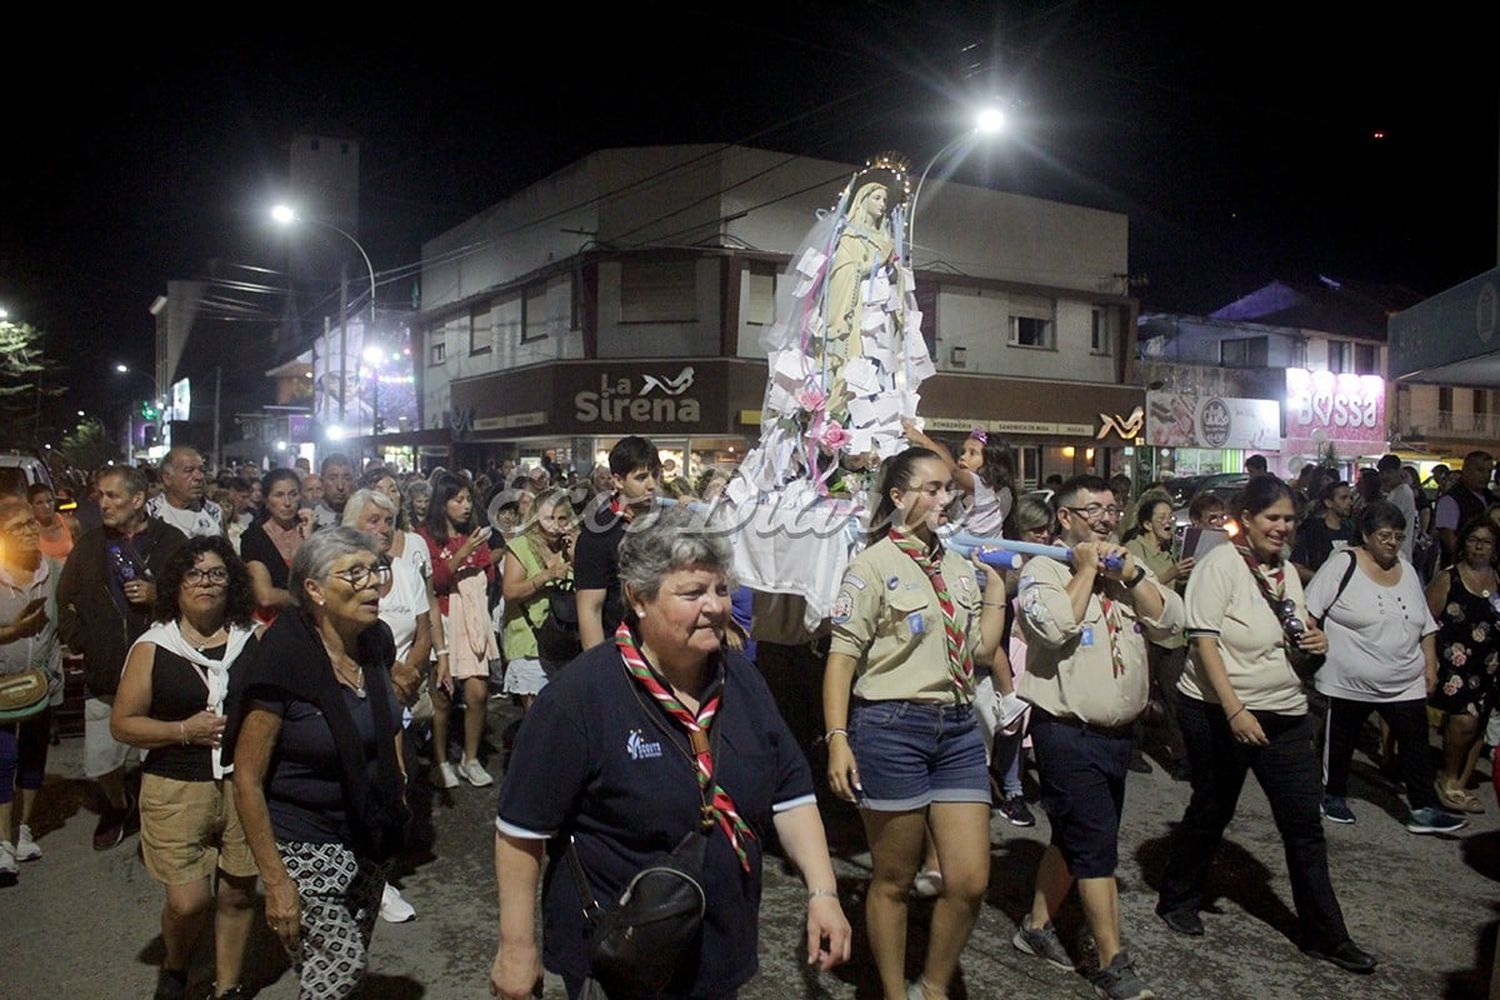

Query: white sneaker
[[0, 841, 16, 887], [912, 869, 943, 898], [15, 825, 40, 862], [380, 883, 416, 923], [430, 762, 460, 789], [458, 757, 494, 787]]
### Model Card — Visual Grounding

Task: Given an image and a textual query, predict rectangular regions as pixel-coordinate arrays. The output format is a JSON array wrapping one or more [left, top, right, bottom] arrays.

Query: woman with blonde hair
[[499, 489, 574, 708]]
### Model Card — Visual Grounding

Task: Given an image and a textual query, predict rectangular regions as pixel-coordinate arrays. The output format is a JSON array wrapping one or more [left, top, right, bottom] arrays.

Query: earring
[[636, 609, 647, 619]]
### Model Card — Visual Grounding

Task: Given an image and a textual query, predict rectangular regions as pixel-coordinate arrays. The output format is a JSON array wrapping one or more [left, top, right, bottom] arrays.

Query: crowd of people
[[2, 434, 1499, 999]]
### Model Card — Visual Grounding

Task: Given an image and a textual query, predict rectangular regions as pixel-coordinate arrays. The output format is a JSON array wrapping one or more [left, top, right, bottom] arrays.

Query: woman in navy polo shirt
[[490, 506, 850, 1000]]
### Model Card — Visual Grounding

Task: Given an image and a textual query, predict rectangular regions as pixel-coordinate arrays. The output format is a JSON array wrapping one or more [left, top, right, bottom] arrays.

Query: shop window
[[1327, 340, 1352, 373], [1220, 337, 1267, 368], [469, 305, 492, 355], [1355, 343, 1379, 375], [746, 272, 776, 326], [621, 260, 696, 323], [1090, 307, 1115, 356]]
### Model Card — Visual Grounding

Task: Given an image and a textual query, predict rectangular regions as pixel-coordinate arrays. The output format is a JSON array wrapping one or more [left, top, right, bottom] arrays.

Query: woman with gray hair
[[225, 527, 409, 999], [491, 506, 851, 1000]]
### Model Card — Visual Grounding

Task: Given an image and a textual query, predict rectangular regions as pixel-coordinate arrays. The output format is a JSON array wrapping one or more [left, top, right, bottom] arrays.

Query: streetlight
[[907, 104, 1010, 257], [272, 204, 378, 431]]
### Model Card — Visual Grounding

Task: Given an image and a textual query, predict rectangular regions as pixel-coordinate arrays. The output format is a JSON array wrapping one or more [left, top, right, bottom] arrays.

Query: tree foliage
[[56, 416, 120, 471], [0, 320, 63, 441]]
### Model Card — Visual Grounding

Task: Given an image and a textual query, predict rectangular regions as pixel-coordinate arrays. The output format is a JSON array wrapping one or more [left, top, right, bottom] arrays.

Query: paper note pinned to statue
[[842, 358, 881, 395], [908, 352, 936, 382], [848, 394, 901, 429], [796, 248, 827, 278], [863, 272, 891, 304], [905, 309, 925, 341], [847, 426, 875, 455], [793, 276, 817, 299], [861, 307, 885, 333], [771, 350, 807, 388]]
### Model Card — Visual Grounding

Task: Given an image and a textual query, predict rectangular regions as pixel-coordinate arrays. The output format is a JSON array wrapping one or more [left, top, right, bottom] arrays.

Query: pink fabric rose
[[820, 420, 851, 451], [796, 386, 828, 414], [1444, 675, 1463, 696]]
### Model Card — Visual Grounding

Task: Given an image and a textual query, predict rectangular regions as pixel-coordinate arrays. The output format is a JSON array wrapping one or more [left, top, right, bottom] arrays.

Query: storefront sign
[[574, 367, 701, 424], [1096, 406, 1144, 441], [1146, 392, 1280, 450], [1284, 369, 1385, 444]]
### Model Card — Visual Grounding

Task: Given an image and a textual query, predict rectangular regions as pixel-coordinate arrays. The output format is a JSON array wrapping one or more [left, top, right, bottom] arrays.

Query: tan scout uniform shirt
[[1016, 555, 1186, 728], [1180, 543, 1309, 715], [830, 537, 982, 705], [1124, 534, 1186, 650]]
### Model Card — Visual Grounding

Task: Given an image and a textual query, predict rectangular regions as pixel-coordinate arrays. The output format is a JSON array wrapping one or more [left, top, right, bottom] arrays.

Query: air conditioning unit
[[949, 346, 967, 368]]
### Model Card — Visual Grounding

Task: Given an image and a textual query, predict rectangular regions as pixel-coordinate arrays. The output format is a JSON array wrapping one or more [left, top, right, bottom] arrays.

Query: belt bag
[[567, 830, 708, 997], [0, 668, 50, 722]]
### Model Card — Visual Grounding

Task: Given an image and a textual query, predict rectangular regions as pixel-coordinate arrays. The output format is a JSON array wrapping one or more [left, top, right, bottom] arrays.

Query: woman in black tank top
[[111, 537, 260, 1000]]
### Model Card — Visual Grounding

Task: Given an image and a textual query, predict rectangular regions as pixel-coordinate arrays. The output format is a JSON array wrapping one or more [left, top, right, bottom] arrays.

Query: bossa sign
[[1284, 369, 1385, 444]]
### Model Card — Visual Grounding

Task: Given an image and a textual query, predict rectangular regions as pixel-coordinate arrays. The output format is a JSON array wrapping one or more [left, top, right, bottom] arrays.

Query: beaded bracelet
[[823, 728, 848, 743]]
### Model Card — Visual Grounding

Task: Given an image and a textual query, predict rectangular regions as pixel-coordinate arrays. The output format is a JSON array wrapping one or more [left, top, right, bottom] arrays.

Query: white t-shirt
[[147, 495, 224, 539], [1305, 551, 1436, 703], [964, 481, 1013, 538], [379, 558, 430, 661], [396, 531, 432, 582], [1386, 482, 1417, 562]]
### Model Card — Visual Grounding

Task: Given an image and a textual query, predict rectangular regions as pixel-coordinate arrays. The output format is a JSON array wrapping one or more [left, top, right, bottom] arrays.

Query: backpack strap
[[1312, 550, 1359, 628]]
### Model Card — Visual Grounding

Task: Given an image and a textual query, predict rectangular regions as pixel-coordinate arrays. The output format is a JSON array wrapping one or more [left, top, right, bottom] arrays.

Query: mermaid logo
[[1096, 406, 1144, 441]]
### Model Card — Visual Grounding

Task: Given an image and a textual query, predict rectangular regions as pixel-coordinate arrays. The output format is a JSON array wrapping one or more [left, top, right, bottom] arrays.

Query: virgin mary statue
[[736, 157, 935, 497]]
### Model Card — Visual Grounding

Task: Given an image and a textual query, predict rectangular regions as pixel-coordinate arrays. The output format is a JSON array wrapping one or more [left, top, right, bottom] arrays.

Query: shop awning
[[1389, 265, 1500, 384]]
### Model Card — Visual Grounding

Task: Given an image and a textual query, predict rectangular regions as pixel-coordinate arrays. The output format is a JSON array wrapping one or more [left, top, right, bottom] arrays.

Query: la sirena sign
[[1284, 368, 1385, 444], [574, 366, 701, 424]]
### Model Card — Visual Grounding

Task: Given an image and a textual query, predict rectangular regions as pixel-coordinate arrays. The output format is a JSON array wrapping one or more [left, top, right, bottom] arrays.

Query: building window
[[1221, 337, 1268, 368], [1090, 307, 1114, 355], [1289, 338, 1308, 369], [522, 284, 551, 343], [1439, 386, 1454, 413], [429, 341, 446, 366], [469, 306, 492, 355], [1327, 340, 1352, 373], [1009, 316, 1053, 349], [620, 260, 696, 323], [746, 271, 776, 326], [1355, 343, 1378, 375]]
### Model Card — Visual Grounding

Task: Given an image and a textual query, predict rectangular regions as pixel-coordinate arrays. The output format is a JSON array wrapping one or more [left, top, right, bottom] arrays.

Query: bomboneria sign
[[1145, 392, 1281, 451]]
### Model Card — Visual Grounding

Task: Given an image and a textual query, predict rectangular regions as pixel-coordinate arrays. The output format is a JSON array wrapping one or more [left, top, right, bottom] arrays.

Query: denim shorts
[[849, 699, 991, 811]]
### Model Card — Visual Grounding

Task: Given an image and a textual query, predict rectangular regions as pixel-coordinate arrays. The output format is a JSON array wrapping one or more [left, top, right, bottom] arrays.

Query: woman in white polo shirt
[[1155, 476, 1376, 975]]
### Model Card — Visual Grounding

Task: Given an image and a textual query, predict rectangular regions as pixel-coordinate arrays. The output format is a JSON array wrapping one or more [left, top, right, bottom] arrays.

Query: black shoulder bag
[[564, 680, 718, 997], [1309, 550, 1359, 629], [536, 578, 583, 664]]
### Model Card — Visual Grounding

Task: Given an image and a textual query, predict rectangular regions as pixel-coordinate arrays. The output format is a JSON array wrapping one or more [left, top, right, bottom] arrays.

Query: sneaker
[[458, 757, 493, 787], [430, 761, 460, 789], [1127, 753, 1153, 775], [1157, 907, 1204, 936], [998, 794, 1036, 827], [380, 883, 417, 923], [15, 824, 40, 862], [0, 841, 16, 888], [1090, 950, 1155, 1000], [1406, 806, 1468, 835], [93, 792, 134, 851], [1320, 795, 1356, 824], [215, 987, 249, 1000], [912, 869, 943, 898], [996, 692, 1029, 730], [1013, 913, 1074, 971], [153, 968, 188, 1000]]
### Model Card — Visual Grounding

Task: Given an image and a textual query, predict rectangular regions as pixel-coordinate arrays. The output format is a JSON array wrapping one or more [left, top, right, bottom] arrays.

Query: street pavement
[[8, 695, 1500, 999]]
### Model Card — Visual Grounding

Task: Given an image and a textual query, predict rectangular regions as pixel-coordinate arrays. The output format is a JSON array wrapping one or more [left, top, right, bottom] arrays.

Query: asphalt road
[[8, 695, 1499, 999]]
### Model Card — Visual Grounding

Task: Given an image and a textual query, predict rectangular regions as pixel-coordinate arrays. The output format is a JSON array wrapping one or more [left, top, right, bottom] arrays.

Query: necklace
[[182, 622, 226, 652], [321, 638, 368, 698]]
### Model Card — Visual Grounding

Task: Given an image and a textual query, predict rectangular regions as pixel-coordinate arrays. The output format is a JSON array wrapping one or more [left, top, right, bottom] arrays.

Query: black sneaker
[[153, 968, 188, 1000], [998, 794, 1036, 827], [1302, 939, 1377, 974], [1090, 950, 1156, 999], [1157, 907, 1204, 937]]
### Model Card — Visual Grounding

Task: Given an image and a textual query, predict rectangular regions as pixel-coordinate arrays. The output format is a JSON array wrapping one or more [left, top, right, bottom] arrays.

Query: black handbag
[[535, 581, 583, 664], [564, 676, 725, 997]]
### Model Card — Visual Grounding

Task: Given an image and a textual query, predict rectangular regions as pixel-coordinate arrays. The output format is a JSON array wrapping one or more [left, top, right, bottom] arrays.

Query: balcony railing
[[1414, 411, 1500, 440]]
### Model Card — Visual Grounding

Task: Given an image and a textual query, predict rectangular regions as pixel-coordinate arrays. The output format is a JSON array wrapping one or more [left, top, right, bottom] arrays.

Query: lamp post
[[114, 364, 164, 461], [271, 205, 377, 430], [907, 105, 1008, 260], [362, 345, 385, 454]]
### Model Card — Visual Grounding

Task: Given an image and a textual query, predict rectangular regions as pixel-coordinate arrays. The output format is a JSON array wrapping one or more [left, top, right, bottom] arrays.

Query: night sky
[[4, 4, 1497, 428]]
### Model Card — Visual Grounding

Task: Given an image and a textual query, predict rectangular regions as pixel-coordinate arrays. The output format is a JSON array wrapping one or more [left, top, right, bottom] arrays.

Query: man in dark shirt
[[1291, 479, 1357, 583], [573, 436, 661, 649], [57, 465, 186, 849]]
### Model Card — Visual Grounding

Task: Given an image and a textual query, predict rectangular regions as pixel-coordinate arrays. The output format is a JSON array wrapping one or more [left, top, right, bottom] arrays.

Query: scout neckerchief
[[1097, 593, 1128, 678], [888, 527, 973, 697], [1236, 543, 1286, 602], [614, 622, 756, 872]]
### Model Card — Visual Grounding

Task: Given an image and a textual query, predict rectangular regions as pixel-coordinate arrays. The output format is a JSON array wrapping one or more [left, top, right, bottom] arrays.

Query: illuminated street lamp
[[908, 104, 1010, 257], [273, 204, 378, 430]]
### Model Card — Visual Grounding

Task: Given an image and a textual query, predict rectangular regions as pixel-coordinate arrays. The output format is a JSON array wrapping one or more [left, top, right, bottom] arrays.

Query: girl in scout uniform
[[823, 446, 1007, 1000]]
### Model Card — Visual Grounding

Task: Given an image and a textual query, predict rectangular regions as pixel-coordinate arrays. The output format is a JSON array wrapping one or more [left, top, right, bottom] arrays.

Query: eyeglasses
[[184, 567, 229, 586], [1, 519, 40, 535], [331, 563, 391, 590], [1272, 598, 1307, 641], [1063, 504, 1122, 522], [1202, 513, 1228, 526], [1467, 537, 1497, 550], [1370, 529, 1407, 545]]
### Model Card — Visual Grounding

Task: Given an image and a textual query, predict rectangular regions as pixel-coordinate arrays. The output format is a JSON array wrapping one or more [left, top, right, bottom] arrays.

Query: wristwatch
[[1125, 566, 1148, 589]]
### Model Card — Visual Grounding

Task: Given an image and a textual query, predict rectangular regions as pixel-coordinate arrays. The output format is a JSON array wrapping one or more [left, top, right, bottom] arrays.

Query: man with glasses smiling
[[1011, 475, 1185, 1000]]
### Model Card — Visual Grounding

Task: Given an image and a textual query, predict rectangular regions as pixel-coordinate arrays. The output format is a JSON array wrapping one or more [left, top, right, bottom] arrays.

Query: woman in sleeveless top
[[500, 488, 573, 709], [111, 536, 261, 1000], [1426, 516, 1500, 813]]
